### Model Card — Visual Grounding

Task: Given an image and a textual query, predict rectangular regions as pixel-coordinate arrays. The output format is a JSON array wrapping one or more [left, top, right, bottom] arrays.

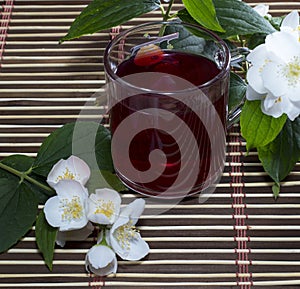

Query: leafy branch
[[0, 122, 125, 255]]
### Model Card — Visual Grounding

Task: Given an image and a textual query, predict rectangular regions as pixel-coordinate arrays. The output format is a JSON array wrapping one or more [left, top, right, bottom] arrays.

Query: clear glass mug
[[104, 21, 236, 199]]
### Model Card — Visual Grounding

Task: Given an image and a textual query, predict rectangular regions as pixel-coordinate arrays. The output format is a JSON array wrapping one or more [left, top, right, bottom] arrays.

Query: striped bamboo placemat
[[1, 0, 300, 288]]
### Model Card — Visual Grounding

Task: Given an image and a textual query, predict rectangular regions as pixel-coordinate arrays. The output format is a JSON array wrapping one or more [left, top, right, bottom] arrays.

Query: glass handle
[[227, 47, 251, 129], [230, 47, 251, 66], [227, 105, 244, 129]]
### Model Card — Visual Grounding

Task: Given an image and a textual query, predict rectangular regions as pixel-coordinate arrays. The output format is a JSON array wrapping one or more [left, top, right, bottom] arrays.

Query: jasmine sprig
[[39, 155, 149, 274]]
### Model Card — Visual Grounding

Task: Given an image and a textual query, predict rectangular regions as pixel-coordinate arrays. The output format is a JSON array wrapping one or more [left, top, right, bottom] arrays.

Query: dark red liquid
[[110, 50, 228, 197]]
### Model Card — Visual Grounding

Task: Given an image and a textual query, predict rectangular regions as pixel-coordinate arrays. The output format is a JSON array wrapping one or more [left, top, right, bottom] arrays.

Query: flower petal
[[111, 215, 130, 234], [286, 108, 300, 121], [261, 61, 288, 96], [109, 222, 127, 258], [253, 4, 269, 17], [119, 199, 145, 225], [86, 257, 117, 276], [53, 179, 88, 199], [60, 214, 88, 232], [247, 44, 268, 66], [283, 91, 300, 120], [68, 155, 91, 185], [262, 92, 291, 118], [56, 222, 94, 247], [265, 31, 299, 62], [44, 196, 62, 228], [281, 10, 299, 30], [87, 245, 115, 268], [120, 233, 150, 261], [47, 159, 65, 187], [246, 65, 267, 94], [246, 85, 265, 101], [263, 92, 278, 110]]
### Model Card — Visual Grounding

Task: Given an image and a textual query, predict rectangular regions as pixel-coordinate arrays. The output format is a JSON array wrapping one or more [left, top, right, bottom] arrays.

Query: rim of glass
[[104, 20, 230, 95]]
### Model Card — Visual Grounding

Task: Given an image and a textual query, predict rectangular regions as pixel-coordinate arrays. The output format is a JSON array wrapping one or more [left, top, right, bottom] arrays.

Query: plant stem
[[159, 3, 166, 16], [163, 0, 175, 21], [0, 162, 53, 192], [98, 226, 109, 246], [158, 0, 175, 37]]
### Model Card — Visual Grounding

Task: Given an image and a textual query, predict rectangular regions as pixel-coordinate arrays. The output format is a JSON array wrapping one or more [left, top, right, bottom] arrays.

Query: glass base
[[115, 168, 223, 199]]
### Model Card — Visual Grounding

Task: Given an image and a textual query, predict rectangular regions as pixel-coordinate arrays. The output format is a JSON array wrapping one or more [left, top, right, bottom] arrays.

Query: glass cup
[[104, 21, 235, 199]]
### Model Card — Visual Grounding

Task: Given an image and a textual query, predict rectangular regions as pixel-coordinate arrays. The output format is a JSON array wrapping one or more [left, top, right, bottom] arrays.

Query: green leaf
[[272, 182, 280, 199], [36, 210, 58, 271], [162, 24, 207, 53], [229, 72, 246, 113], [60, 0, 160, 42], [33, 122, 114, 177], [0, 155, 39, 252], [25, 172, 55, 203], [0, 155, 54, 203], [32, 121, 124, 194], [182, 0, 224, 32], [1, 154, 34, 172], [247, 33, 267, 50], [100, 170, 128, 192], [178, 0, 275, 39], [269, 16, 284, 30], [213, 0, 275, 38], [240, 100, 287, 151], [257, 117, 300, 184], [33, 123, 74, 176], [87, 169, 127, 194]]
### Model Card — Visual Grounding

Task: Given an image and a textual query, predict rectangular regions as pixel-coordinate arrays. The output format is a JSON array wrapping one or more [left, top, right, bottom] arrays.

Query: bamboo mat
[[1, 0, 300, 288]]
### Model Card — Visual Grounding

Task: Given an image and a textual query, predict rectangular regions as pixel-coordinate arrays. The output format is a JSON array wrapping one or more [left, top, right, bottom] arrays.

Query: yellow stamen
[[115, 220, 139, 250], [280, 56, 300, 87], [259, 58, 271, 73], [56, 167, 76, 182], [61, 196, 84, 221], [94, 199, 115, 218]]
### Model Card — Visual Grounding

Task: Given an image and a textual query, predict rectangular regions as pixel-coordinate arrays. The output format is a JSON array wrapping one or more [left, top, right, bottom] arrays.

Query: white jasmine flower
[[44, 180, 89, 231], [246, 25, 300, 120], [47, 155, 90, 188], [85, 235, 117, 276], [110, 199, 149, 261], [253, 4, 270, 18], [87, 188, 121, 225], [56, 222, 94, 247]]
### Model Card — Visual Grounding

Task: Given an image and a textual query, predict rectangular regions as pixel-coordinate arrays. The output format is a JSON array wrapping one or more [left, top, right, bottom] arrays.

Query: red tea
[[109, 50, 228, 197]]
